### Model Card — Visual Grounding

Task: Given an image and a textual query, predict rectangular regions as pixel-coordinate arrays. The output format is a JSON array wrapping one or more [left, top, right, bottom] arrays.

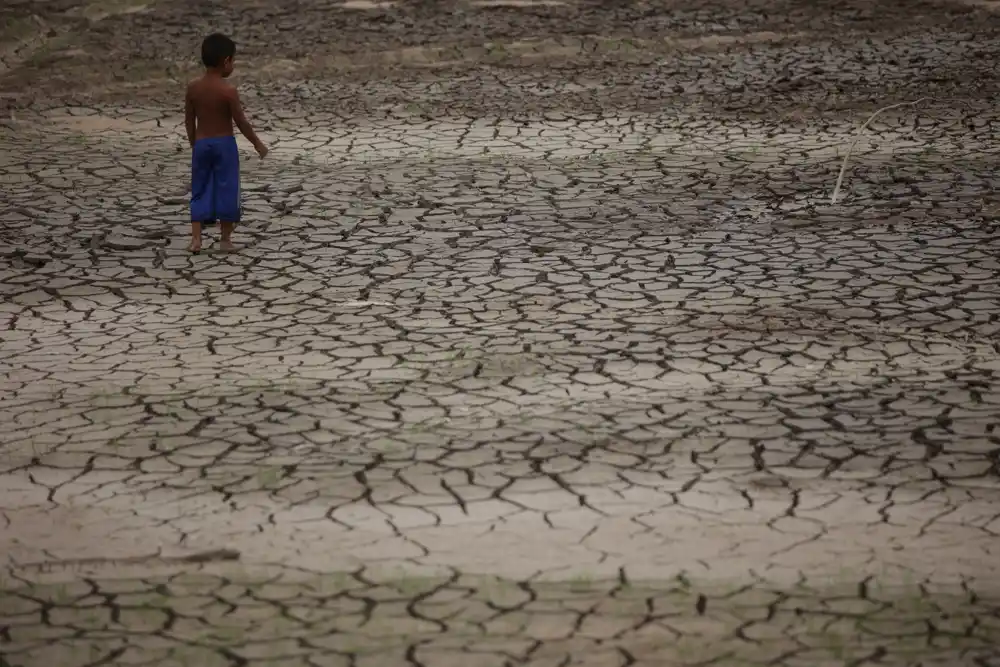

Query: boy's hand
[[255, 143, 269, 159]]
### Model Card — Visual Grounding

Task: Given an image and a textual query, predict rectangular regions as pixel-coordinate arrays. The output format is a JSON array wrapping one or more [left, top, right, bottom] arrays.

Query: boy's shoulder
[[186, 75, 236, 95]]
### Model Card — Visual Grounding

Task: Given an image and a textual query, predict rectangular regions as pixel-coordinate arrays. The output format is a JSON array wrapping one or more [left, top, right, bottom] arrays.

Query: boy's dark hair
[[201, 33, 236, 68]]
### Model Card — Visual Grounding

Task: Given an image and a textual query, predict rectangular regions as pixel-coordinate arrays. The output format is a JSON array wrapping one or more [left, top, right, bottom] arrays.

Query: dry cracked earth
[[4, 0, 1000, 665]]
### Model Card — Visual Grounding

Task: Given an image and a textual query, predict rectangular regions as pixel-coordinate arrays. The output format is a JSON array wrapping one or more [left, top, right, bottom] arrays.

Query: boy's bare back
[[186, 76, 239, 141]]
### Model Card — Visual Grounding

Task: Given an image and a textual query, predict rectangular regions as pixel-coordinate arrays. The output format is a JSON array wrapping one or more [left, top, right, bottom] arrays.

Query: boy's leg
[[220, 222, 235, 251], [216, 137, 241, 252], [189, 139, 213, 254], [189, 221, 203, 252]]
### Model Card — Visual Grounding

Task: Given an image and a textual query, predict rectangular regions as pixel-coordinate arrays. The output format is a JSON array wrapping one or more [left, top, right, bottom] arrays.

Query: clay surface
[[2, 0, 1000, 665]]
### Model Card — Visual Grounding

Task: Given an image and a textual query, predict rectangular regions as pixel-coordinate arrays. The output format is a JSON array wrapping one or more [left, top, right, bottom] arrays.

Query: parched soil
[[2, 0, 999, 114], [2, 1, 1000, 666]]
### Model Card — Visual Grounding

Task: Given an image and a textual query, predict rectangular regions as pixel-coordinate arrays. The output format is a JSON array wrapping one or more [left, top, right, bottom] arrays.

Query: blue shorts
[[190, 135, 241, 224]]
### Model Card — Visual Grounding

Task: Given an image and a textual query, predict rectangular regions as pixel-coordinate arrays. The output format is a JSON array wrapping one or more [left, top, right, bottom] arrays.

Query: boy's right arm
[[226, 86, 268, 158]]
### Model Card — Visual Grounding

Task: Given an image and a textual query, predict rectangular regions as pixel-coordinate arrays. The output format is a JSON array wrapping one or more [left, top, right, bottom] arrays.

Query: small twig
[[11, 549, 241, 573], [830, 97, 929, 205]]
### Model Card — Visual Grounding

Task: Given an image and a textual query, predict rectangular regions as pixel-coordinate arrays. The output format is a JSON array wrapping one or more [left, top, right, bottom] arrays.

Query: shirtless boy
[[185, 33, 268, 253]]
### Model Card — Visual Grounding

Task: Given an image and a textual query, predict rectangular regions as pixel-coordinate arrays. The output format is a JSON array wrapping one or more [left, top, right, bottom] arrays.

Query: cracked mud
[[2, 0, 1000, 665]]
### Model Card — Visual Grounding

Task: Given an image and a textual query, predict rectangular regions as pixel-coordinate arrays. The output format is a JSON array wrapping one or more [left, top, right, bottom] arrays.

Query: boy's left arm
[[184, 85, 196, 147]]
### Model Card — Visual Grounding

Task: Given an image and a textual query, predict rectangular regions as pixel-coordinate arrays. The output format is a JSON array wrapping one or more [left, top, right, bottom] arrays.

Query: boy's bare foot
[[188, 240, 202, 253], [219, 240, 236, 252]]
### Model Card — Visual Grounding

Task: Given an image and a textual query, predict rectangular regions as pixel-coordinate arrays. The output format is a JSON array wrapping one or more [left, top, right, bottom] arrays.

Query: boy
[[185, 33, 268, 253]]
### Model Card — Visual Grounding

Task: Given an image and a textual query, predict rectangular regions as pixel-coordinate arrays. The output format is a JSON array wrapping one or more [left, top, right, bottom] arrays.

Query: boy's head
[[201, 33, 235, 77]]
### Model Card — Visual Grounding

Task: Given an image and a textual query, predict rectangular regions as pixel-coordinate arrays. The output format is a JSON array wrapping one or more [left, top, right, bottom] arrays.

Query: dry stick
[[830, 97, 930, 205]]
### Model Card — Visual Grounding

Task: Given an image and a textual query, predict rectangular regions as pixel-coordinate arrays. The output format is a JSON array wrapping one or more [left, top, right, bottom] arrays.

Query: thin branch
[[830, 97, 930, 205]]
